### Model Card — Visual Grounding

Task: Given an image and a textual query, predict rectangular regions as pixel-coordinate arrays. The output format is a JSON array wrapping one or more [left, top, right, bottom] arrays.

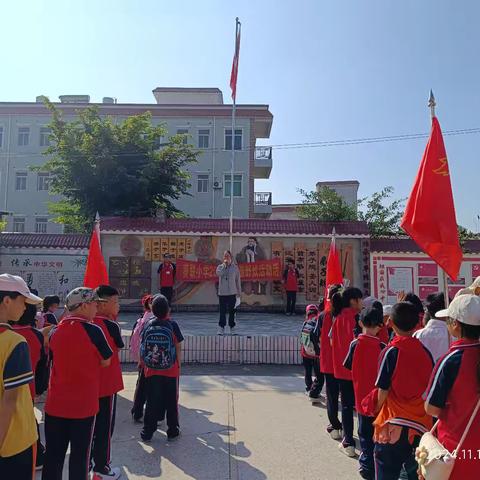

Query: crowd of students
[[300, 284, 480, 479], [0, 273, 183, 480]]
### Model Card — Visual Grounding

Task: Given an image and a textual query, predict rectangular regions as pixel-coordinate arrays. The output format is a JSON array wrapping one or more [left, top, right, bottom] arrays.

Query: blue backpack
[[141, 320, 177, 370]]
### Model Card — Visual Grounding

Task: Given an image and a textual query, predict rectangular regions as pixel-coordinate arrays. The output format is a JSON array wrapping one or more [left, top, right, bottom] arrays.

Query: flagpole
[[229, 17, 240, 252], [429, 91, 450, 308]]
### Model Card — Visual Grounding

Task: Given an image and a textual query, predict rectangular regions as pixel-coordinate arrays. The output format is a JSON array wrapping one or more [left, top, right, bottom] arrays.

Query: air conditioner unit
[[213, 180, 223, 189]]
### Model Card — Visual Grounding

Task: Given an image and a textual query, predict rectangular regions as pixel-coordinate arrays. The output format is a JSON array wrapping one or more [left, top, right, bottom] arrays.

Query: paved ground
[[118, 311, 302, 337], [35, 366, 360, 480]]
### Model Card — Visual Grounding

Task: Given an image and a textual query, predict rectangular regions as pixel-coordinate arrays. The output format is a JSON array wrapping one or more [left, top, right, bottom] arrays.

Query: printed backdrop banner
[[177, 258, 282, 282]]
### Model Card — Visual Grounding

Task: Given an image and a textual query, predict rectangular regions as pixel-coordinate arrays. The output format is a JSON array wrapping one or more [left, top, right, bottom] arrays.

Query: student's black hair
[[0, 291, 22, 304], [404, 293, 424, 315], [425, 293, 446, 319], [331, 287, 363, 317], [391, 301, 419, 332], [360, 307, 384, 328], [16, 303, 37, 327], [286, 257, 295, 265], [42, 295, 60, 313], [95, 285, 119, 299], [151, 294, 170, 320], [371, 300, 383, 313]]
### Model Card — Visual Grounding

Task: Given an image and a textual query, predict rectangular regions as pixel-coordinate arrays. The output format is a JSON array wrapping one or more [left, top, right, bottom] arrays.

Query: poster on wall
[[0, 254, 87, 302], [387, 267, 414, 295]]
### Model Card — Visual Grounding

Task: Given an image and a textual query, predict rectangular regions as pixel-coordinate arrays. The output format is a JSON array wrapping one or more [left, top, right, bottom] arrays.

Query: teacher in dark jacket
[[216, 250, 241, 336]]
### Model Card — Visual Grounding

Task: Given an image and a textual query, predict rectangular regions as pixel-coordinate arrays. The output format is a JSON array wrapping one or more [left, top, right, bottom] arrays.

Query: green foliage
[[297, 187, 357, 222], [357, 187, 405, 237], [297, 185, 405, 237], [37, 101, 199, 232]]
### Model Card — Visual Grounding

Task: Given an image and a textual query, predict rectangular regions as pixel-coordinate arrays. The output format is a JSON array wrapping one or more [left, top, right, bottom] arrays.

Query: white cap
[[0, 274, 43, 305], [383, 305, 393, 316], [436, 294, 480, 326]]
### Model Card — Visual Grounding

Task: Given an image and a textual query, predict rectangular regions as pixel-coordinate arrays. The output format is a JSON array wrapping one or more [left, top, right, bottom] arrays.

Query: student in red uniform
[[157, 254, 176, 305], [0, 274, 43, 480], [283, 258, 299, 316], [91, 286, 124, 480], [344, 307, 386, 480], [10, 303, 48, 471], [140, 294, 184, 442], [330, 286, 363, 457], [320, 284, 343, 440], [424, 294, 480, 480], [373, 301, 434, 480], [300, 304, 324, 401], [42, 288, 113, 480]]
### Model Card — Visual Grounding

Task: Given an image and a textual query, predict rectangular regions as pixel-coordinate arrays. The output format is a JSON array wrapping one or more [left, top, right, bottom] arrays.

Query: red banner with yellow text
[[177, 258, 282, 282]]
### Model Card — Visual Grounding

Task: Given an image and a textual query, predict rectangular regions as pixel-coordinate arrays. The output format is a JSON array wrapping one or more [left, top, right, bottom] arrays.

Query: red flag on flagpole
[[325, 231, 343, 310], [326, 233, 343, 289], [83, 229, 109, 289], [230, 18, 241, 101], [401, 116, 462, 280]]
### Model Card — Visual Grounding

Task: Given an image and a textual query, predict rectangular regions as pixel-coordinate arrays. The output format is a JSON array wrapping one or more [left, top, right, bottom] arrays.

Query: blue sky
[[3, 1, 480, 230]]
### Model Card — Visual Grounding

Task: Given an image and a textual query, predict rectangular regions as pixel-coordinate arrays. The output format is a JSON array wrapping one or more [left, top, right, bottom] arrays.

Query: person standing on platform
[[283, 258, 299, 316], [216, 250, 241, 336], [157, 254, 176, 306]]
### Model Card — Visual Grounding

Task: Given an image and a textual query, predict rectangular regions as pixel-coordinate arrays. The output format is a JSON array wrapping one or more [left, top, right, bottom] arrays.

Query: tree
[[297, 187, 357, 222], [37, 101, 199, 232], [358, 187, 405, 237], [297, 185, 405, 237]]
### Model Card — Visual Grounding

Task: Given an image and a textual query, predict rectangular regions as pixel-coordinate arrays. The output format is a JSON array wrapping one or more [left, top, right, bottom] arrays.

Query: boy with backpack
[[140, 294, 184, 442], [300, 304, 324, 401]]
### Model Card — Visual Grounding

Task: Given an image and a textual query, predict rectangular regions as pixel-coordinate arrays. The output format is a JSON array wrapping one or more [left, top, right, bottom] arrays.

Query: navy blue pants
[[374, 427, 420, 480], [358, 414, 374, 478], [325, 373, 342, 430], [338, 379, 355, 446]]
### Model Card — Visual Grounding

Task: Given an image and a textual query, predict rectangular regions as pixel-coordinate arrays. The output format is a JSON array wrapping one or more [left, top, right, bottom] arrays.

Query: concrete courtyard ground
[[35, 366, 360, 480]]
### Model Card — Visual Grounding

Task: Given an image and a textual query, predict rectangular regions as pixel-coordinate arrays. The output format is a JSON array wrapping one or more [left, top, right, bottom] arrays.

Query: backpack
[[300, 318, 319, 357], [130, 313, 152, 363], [140, 320, 177, 370]]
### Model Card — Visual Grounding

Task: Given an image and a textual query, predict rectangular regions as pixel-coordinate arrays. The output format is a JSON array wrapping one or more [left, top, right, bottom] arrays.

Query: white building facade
[[0, 88, 273, 233]]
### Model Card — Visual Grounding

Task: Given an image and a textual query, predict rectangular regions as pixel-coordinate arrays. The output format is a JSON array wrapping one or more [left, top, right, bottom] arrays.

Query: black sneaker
[[167, 428, 181, 442], [140, 429, 154, 442]]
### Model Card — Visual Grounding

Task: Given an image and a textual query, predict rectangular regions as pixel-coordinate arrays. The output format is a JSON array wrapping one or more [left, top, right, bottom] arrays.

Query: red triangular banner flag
[[83, 229, 109, 289], [230, 19, 241, 101], [325, 232, 343, 310], [401, 116, 462, 280]]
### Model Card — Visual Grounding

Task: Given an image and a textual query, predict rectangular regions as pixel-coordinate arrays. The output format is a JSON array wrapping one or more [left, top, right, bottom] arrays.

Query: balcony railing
[[255, 192, 272, 206]]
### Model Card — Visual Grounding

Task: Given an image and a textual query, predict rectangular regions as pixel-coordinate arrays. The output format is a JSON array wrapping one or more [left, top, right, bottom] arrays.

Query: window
[[37, 173, 50, 191], [197, 174, 209, 193], [224, 174, 243, 197], [18, 127, 30, 146], [13, 217, 25, 233], [176, 128, 189, 145], [198, 129, 210, 149], [15, 172, 27, 191], [225, 129, 242, 150], [0, 126, 3, 148], [35, 218, 48, 233], [40, 127, 51, 147]]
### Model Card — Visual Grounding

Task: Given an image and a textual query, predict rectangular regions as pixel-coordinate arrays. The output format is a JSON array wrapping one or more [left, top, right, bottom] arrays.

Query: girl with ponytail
[[330, 286, 363, 457]]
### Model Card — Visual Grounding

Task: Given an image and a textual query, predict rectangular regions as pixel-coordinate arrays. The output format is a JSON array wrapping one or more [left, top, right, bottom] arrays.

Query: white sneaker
[[329, 429, 343, 440], [92, 466, 122, 479], [217, 327, 225, 336], [338, 442, 356, 458], [229, 326, 237, 335]]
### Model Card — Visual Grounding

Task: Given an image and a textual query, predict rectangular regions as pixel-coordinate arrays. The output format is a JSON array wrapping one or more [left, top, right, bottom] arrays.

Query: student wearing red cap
[[91, 285, 124, 480], [373, 301, 434, 480], [0, 274, 43, 480], [42, 288, 113, 480], [319, 284, 343, 440], [344, 307, 386, 480], [424, 294, 480, 479], [330, 286, 363, 457]]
